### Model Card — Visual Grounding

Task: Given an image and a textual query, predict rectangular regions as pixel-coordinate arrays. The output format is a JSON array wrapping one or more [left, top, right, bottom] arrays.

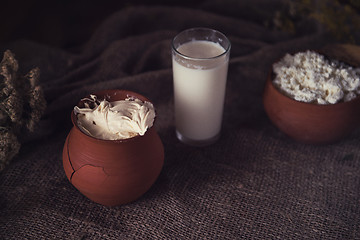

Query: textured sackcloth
[[1, 2, 360, 239]]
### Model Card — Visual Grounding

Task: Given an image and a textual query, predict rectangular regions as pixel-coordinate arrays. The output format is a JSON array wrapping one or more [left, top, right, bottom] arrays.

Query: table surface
[[1, 1, 359, 239]]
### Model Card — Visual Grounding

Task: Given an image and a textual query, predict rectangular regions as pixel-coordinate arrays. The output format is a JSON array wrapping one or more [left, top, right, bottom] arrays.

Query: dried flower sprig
[[0, 50, 46, 171], [272, 0, 360, 44]]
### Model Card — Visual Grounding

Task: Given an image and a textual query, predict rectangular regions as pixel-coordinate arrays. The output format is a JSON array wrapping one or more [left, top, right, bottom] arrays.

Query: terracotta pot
[[62, 89, 164, 206], [263, 70, 360, 144]]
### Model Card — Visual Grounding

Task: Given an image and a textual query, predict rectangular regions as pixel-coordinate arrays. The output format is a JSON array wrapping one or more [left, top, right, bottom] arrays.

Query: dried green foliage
[[273, 0, 360, 43], [0, 50, 46, 171]]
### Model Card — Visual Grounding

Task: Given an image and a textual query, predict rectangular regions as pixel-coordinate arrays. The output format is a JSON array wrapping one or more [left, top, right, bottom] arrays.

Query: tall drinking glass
[[172, 28, 231, 146]]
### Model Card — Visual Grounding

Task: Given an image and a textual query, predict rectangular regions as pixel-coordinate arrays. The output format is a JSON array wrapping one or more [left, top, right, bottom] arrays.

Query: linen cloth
[[1, 2, 359, 239]]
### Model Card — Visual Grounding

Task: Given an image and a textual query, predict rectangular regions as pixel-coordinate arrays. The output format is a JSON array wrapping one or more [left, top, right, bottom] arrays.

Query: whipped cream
[[74, 95, 155, 140]]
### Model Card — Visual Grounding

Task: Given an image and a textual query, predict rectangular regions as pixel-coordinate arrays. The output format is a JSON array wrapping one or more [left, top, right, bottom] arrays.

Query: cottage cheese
[[273, 50, 360, 104]]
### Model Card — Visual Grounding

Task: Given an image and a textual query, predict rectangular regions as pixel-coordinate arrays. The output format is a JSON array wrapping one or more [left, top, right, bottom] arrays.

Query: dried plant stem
[[0, 50, 46, 171]]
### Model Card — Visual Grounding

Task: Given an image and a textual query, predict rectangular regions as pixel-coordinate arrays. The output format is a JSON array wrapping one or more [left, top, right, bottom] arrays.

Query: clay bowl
[[263, 70, 360, 144], [62, 89, 164, 206]]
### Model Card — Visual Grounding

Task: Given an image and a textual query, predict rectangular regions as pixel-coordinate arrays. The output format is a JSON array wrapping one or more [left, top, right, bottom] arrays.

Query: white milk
[[172, 40, 229, 140]]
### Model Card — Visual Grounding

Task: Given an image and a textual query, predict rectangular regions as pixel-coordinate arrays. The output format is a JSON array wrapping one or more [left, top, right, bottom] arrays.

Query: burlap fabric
[[1, 2, 359, 239]]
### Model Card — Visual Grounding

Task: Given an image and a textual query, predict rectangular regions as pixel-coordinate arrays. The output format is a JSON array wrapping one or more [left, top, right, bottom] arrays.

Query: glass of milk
[[171, 28, 231, 146]]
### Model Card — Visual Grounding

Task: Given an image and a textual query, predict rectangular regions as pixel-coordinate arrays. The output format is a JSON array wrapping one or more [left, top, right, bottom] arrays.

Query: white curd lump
[[273, 50, 360, 104], [74, 95, 155, 140]]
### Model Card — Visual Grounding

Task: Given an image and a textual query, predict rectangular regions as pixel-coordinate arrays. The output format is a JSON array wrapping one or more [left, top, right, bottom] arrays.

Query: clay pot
[[263, 70, 360, 144], [62, 89, 164, 206]]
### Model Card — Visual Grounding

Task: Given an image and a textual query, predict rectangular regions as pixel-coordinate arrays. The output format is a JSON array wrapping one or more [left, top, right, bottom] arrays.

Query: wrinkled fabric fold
[[1, 2, 359, 240]]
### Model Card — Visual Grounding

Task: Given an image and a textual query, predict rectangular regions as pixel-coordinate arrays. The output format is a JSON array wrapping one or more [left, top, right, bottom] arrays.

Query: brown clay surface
[[62, 89, 164, 206], [263, 47, 360, 144]]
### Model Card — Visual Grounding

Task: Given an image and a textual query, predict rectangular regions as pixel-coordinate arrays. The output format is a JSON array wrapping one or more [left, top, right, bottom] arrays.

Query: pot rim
[[71, 89, 157, 143]]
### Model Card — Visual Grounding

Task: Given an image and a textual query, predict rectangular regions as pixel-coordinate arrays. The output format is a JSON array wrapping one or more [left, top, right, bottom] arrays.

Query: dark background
[[0, 0, 289, 51], [0, 0, 211, 50], [1, 0, 360, 50]]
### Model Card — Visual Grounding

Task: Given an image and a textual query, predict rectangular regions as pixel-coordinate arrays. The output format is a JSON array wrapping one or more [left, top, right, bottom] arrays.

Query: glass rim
[[171, 27, 231, 61]]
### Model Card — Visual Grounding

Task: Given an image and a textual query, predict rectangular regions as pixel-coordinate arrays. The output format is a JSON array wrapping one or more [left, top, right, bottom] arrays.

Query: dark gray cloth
[[1, 2, 360, 239]]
